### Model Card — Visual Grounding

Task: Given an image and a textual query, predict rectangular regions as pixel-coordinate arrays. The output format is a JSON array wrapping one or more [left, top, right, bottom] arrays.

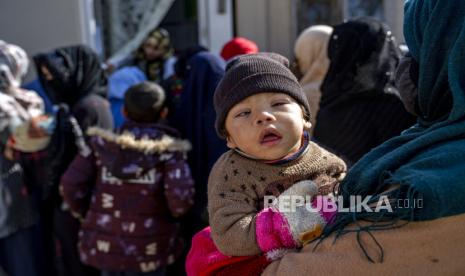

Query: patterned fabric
[[61, 122, 194, 272], [97, 0, 174, 61], [135, 28, 174, 83], [0, 41, 29, 90], [0, 41, 45, 138]]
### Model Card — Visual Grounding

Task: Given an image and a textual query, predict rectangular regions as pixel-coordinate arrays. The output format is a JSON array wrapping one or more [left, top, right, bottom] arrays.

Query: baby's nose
[[256, 113, 274, 125]]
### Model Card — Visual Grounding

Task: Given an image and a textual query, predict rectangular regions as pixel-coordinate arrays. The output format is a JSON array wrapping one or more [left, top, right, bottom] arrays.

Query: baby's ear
[[303, 120, 312, 131], [226, 136, 237, 149]]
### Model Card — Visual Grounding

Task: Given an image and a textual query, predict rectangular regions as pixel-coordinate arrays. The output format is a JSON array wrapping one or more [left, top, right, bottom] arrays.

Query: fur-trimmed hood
[[87, 126, 191, 154], [87, 123, 191, 180]]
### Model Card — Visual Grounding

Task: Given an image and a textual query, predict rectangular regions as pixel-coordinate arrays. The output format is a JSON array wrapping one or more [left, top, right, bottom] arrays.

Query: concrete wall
[[198, 0, 234, 55], [384, 0, 405, 43], [0, 0, 95, 81], [235, 0, 405, 58], [235, 0, 296, 59]]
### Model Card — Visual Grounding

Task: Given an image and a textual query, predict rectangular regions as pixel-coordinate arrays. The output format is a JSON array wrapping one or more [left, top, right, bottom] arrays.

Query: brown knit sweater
[[208, 142, 346, 256]]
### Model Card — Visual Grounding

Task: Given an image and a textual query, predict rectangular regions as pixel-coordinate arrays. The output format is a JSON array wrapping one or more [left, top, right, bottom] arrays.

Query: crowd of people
[[1, 0, 464, 275]]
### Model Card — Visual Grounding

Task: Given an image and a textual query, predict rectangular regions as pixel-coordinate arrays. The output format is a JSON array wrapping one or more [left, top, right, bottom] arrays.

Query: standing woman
[[293, 25, 332, 136], [34, 45, 113, 276], [0, 41, 43, 276], [313, 18, 416, 166], [170, 52, 228, 275]]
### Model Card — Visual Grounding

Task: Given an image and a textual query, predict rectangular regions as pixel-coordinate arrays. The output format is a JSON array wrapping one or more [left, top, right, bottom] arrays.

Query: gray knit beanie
[[214, 52, 311, 138]]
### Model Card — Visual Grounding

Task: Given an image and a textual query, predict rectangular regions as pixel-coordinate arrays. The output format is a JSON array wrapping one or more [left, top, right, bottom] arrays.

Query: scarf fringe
[[314, 172, 419, 263]]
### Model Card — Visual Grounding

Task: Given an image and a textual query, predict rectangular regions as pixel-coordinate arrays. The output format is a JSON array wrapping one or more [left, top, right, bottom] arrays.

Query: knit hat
[[220, 37, 259, 61], [214, 53, 311, 138]]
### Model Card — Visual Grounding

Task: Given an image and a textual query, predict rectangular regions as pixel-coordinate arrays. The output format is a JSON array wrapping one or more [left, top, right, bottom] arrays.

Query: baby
[[208, 53, 346, 259], [0, 41, 53, 156]]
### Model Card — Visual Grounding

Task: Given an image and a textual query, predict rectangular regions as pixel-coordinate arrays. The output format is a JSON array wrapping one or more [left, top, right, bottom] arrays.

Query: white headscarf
[[0, 41, 29, 91], [0, 41, 45, 150], [294, 25, 333, 134]]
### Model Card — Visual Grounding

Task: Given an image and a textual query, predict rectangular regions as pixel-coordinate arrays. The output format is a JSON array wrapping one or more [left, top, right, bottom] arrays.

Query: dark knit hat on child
[[214, 52, 311, 138]]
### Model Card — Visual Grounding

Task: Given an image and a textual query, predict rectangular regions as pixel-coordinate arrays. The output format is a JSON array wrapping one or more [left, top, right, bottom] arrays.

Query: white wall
[[384, 0, 405, 43], [235, 0, 296, 59], [0, 0, 97, 81], [198, 0, 234, 55]]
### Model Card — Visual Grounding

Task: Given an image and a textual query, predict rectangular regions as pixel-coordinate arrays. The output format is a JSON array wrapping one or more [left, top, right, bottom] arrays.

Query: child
[[187, 53, 346, 275], [60, 81, 195, 276]]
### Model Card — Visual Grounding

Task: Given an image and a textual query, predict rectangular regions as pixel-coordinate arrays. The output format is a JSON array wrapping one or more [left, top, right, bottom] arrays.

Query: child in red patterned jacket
[[61, 82, 194, 276]]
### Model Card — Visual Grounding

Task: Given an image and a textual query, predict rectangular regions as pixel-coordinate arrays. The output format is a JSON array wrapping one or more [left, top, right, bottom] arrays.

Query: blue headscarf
[[108, 66, 146, 128], [320, 0, 465, 262]]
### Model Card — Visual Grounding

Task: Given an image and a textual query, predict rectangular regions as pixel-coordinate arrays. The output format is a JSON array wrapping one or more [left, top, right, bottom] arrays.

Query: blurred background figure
[[220, 37, 259, 61], [162, 45, 208, 126], [293, 25, 333, 136], [0, 40, 44, 276], [169, 52, 228, 276], [134, 28, 176, 83], [108, 66, 146, 128], [312, 17, 416, 167], [34, 44, 113, 276], [111, 28, 176, 85]]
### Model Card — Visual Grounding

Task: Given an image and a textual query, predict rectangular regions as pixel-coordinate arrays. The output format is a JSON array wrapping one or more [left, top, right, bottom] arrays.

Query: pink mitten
[[256, 180, 336, 256]]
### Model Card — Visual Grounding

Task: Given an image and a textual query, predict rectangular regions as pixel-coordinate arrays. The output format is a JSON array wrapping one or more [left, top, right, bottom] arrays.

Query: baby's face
[[225, 92, 305, 160]]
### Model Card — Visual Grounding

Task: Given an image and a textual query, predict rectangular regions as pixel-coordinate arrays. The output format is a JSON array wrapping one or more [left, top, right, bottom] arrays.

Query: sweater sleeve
[[163, 152, 195, 217], [60, 152, 97, 219], [208, 158, 262, 256]]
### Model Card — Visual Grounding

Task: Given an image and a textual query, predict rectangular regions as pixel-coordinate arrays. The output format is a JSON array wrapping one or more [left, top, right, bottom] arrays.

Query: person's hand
[[28, 115, 49, 138], [3, 138, 15, 160]]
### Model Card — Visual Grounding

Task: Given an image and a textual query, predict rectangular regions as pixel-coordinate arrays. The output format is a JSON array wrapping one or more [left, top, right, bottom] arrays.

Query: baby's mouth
[[260, 129, 282, 146]]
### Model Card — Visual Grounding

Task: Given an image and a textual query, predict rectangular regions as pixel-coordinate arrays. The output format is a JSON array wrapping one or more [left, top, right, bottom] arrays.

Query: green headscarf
[[320, 0, 465, 262]]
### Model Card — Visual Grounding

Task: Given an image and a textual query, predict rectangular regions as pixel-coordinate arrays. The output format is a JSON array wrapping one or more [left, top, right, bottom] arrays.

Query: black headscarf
[[320, 17, 401, 108], [34, 45, 107, 107]]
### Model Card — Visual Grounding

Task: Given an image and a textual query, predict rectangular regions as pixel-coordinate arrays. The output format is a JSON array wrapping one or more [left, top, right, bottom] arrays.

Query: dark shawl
[[33, 45, 107, 107], [313, 17, 415, 165], [320, 0, 465, 263], [173, 52, 228, 219]]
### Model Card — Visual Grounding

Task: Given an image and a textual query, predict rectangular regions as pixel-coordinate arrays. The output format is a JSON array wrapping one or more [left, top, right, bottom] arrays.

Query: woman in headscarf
[[173, 52, 228, 229], [0, 41, 44, 276], [34, 44, 113, 276], [312, 17, 416, 166], [293, 25, 332, 136], [169, 52, 228, 275], [134, 28, 175, 83], [263, 1, 465, 274]]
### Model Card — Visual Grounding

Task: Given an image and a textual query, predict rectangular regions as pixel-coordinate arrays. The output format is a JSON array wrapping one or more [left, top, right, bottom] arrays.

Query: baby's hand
[[28, 115, 51, 138], [274, 181, 336, 244]]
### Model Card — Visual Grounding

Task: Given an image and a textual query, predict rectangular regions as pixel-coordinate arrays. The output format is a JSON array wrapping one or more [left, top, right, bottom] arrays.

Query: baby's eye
[[235, 111, 250, 118], [272, 102, 287, 107]]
